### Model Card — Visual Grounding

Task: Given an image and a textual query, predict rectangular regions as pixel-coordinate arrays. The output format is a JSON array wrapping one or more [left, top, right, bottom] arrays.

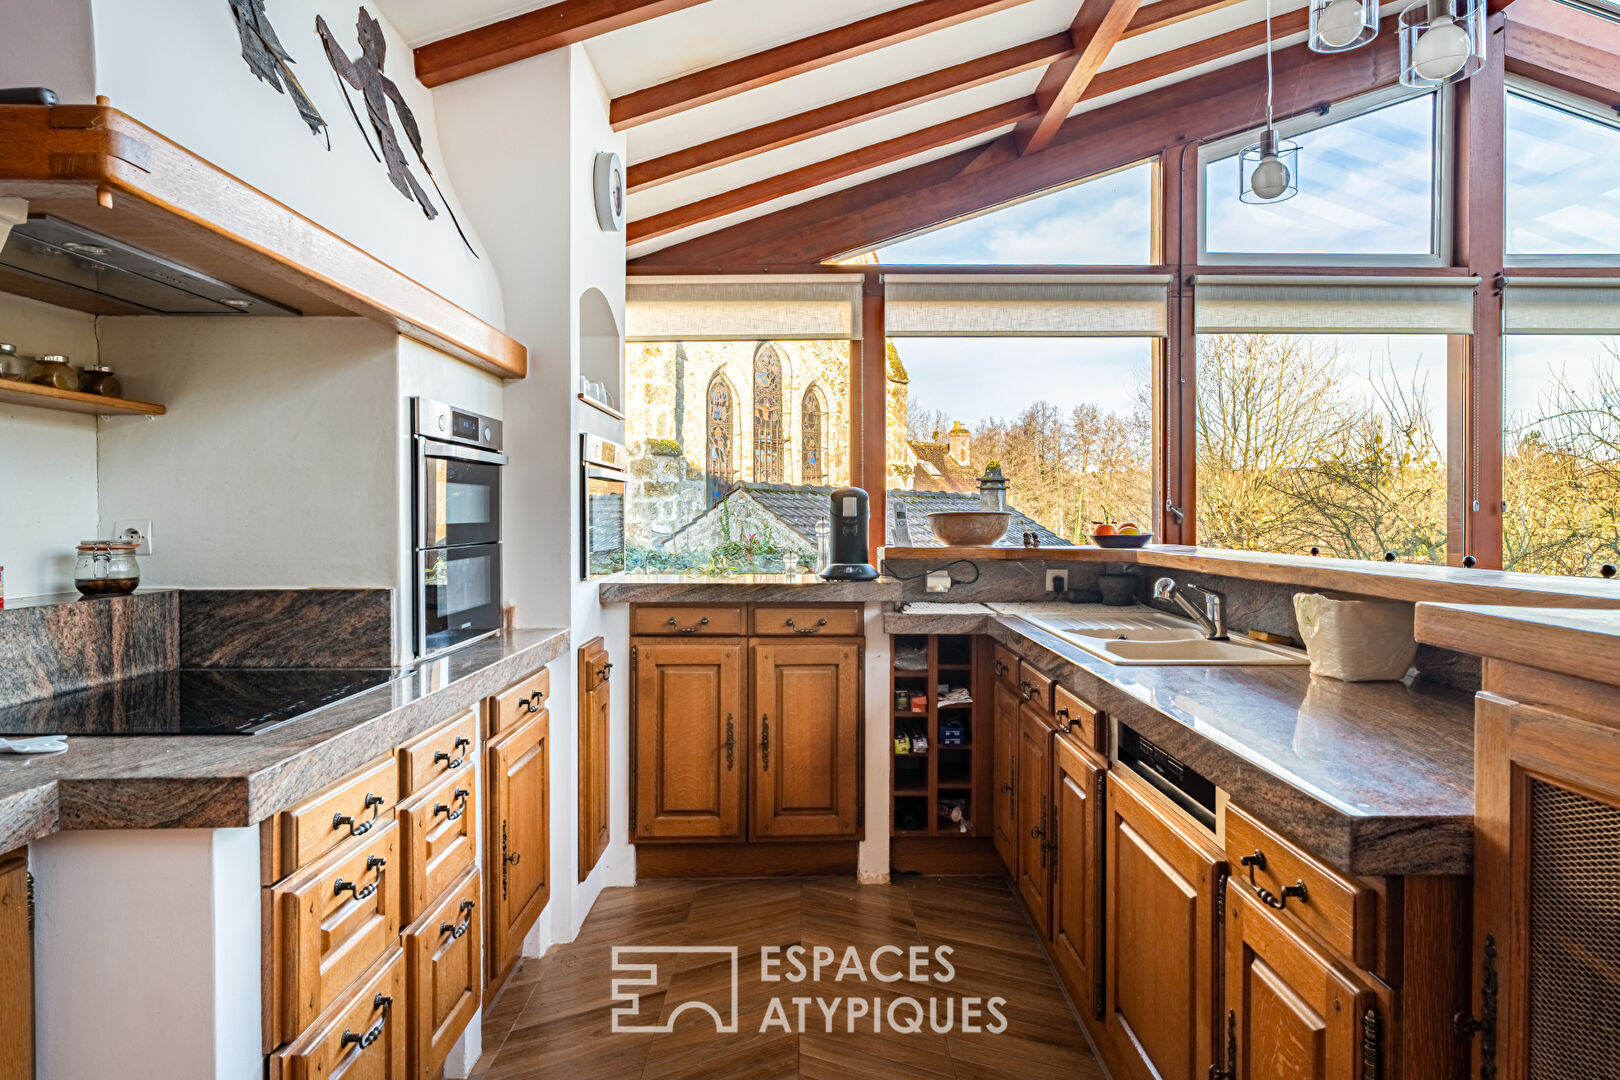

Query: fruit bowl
[[928, 511, 1011, 546], [1089, 531, 1154, 549]]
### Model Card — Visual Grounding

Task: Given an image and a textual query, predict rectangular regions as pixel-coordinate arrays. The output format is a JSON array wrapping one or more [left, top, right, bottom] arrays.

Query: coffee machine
[[820, 486, 879, 581]]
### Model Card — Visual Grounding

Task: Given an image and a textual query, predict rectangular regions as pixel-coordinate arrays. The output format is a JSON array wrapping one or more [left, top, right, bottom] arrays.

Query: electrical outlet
[[926, 570, 952, 593], [114, 519, 153, 555], [1046, 570, 1067, 594]]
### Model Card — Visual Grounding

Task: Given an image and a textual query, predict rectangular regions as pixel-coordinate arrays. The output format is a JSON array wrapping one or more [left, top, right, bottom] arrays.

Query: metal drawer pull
[[334, 854, 387, 902], [332, 792, 385, 836], [522, 688, 545, 714], [1019, 680, 1037, 702], [784, 617, 827, 634], [1239, 849, 1309, 910], [667, 616, 709, 634], [440, 899, 476, 940], [433, 787, 471, 822], [433, 736, 472, 769], [1000, 781, 1014, 793], [596, 662, 613, 682], [760, 713, 770, 771], [1054, 708, 1075, 734], [725, 714, 735, 771], [340, 995, 392, 1051], [993, 659, 1007, 677]]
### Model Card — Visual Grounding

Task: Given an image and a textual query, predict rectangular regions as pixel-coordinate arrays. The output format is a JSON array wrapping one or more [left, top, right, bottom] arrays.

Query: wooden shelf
[[577, 393, 625, 421], [890, 631, 989, 848], [0, 379, 164, 416]]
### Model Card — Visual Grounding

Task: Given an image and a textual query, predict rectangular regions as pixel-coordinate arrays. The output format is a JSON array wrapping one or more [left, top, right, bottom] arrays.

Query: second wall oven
[[414, 398, 505, 657]]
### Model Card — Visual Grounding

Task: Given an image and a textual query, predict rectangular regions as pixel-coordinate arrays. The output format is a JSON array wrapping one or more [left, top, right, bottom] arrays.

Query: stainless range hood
[[0, 215, 298, 315]]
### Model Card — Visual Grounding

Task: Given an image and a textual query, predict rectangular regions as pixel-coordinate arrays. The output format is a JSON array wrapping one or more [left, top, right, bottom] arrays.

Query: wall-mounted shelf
[[577, 392, 625, 421], [0, 379, 164, 416]]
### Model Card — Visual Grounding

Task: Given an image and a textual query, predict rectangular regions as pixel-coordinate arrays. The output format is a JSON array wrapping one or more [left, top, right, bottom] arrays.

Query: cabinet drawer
[[1224, 803, 1372, 968], [1017, 660, 1053, 711], [274, 818, 402, 1045], [277, 756, 399, 878], [271, 947, 407, 1080], [487, 668, 550, 737], [404, 867, 480, 1080], [630, 605, 744, 636], [993, 644, 1019, 690], [398, 767, 478, 924], [1054, 685, 1103, 753], [397, 710, 477, 796], [749, 605, 863, 637]]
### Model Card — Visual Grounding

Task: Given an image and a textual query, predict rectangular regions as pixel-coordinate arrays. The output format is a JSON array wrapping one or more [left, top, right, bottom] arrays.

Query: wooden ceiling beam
[[1016, 0, 1147, 155], [1503, 0, 1620, 101], [1085, 6, 1311, 99], [628, 34, 1070, 192], [628, 97, 1037, 243], [414, 0, 711, 88], [610, 0, 1036, 129], [1123, 0, 1247, 38]]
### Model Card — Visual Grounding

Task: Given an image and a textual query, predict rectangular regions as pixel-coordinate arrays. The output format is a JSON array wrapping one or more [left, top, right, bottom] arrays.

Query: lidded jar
[[74, 540, 140, 596], [27, 355, 77, 390], [78, 366, 122, 397]]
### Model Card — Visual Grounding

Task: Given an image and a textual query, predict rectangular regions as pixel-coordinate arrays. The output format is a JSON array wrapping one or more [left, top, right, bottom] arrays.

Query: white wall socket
[[114, 519, 153, 556], [926, 570, 952, 593]]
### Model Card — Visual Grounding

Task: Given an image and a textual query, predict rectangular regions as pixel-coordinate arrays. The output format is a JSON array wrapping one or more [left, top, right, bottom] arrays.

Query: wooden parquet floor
[[469, 877, 1107, 1080]]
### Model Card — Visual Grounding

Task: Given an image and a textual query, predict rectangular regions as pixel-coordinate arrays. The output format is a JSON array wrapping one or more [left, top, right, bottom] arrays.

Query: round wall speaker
[[594, 151, 626, 232]]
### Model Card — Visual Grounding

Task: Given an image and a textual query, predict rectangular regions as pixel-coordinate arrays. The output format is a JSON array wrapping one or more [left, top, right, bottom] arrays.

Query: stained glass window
[[706, 374, 734, 506], [753, 344, 784, 483], [802, 387, 825, 485]]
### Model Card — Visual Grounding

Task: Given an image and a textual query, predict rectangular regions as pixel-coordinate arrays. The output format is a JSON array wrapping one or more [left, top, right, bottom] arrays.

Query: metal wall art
[[228, 0, 328, 142]]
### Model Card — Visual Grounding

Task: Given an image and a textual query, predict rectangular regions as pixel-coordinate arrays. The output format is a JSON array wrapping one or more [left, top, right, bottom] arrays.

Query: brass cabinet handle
[[1239, 849, 1308, 910], [725, 714, 735, 771], [785, 617, 827, 635], [334, 854, 386, 902], [340, 994, 392, 1052], [440, 899, 476, 940], [433, 787, 471, 823], [760, 713, 770, 771], [333, 792, 385, 836], [434, 736, 472, 770], [667, 616, 709, 634]]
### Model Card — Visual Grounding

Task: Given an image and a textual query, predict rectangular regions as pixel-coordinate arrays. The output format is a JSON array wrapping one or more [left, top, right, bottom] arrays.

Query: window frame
[[1196, 84, 1455, 268], [1504, 75, 1620, 267]]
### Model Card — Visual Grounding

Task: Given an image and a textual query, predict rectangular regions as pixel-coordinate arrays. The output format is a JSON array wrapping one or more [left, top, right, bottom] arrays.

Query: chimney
[[948, 421, 970, 467]]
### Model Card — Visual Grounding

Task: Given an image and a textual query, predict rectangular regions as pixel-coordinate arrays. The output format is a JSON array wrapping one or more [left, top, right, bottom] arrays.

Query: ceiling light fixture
[[1399, 0, 1485, 86], [1240, 0, 1299, 204], [1310, 0, 1378, 52]]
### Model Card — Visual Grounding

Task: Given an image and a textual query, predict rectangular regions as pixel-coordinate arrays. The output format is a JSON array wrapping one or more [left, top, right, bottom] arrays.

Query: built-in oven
[[414, 398, 505, 657], [582, 433, 627, 579]]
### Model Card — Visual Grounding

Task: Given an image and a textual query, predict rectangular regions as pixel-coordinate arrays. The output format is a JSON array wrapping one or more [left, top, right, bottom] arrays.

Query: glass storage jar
[[74, 540, 141, 596], [0, 343, 21, 380], [78, 366, 123, 397], [27, 355, 77, 390]]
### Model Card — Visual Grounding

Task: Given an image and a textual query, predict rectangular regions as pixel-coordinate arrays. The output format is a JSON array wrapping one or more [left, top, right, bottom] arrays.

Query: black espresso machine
[[820, 486, 879, 581]]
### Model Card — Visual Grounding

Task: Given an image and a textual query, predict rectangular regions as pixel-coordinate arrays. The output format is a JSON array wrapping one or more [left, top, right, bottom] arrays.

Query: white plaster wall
[[0, 0, 95, 105], [0, 293, 101, 598], [94, 317, 400, 593]]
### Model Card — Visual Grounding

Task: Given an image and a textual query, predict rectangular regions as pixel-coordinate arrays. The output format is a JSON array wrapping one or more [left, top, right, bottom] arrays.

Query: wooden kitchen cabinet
[[404, 866, 480, 1080], [1104, 769, 1226, 1080], [0, 850, 30, 1080], [750, 641, 860, 839], [632, 640, 746, 841], [1221, 880, 1376, 1080], [398, 765, 477, 924], [486, 710, 548, 986], [1050, 734, 1105, 1026], [271, 947, 407, 1080], [992, 681, 1019, 873], [578, 638, 612, 880], [1015, 701, 1055, 935]]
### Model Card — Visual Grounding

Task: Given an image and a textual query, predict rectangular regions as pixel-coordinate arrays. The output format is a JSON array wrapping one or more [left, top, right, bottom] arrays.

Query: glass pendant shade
[[1239, 127, 1300, 203], [1399, 0, 1485, 87], [1310, 0, 1378, 52]]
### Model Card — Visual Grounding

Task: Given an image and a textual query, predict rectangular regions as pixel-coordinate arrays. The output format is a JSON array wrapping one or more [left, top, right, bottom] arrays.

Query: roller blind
[[1193, 275, 1479, 334], [1503, 278, 1620, 334], [625, 275, 863, 341], [883, 274, 1170, 337]]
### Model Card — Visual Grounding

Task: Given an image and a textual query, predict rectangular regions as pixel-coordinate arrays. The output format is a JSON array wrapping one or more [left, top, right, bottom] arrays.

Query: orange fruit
[[1118, 522, 1139, 531], [1092, 523, 1117, 536]]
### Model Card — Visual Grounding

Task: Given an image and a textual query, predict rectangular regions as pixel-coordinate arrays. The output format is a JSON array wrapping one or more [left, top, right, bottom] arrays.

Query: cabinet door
[[750, 642, 860, 839], [487, 712, 548, 986], [0, 851, 30, 1080], [1051, 736, 1104, 1023], [404, 867, 481, 1080], [1104, 770, 1225, 1080], [578, 638, 612, 880], [992, 682, 1019, 873], [1223, 882, 1374, 1080], [632, 640, 745, 841], [271, 947, 407, 1080], [1015, 702, 1054, 935], [1473, 694, 1620, 1080]]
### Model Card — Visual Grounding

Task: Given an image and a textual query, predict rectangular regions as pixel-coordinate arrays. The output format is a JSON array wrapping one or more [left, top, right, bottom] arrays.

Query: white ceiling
[[380, 0, 1322, 258]]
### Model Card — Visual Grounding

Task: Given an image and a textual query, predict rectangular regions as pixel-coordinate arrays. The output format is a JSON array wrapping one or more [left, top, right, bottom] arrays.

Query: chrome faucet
[[1153, 577, 1227, 640]]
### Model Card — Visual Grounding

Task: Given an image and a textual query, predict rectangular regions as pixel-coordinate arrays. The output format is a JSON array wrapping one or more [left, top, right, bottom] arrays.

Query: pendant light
[[1310, 0, 1378, 53], [1399, 0, 1485, 86], [1240, 0, 1299, 204]]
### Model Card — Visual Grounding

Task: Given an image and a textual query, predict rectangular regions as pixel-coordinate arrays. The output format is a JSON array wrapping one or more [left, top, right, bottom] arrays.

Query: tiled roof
[[741, 483, 838, 544], [886, 490, 1069, 548], [906, 441, 975, 494]]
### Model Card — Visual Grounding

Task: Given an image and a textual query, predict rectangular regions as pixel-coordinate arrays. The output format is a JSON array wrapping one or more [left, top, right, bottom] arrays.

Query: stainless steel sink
[[989, 604, 1309, 666]]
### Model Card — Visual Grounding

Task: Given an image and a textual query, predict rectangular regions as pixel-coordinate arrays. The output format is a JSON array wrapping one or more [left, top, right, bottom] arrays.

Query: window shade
[[1503, 278, 1620, 334], [883, 274, 1169, 337], [1193, 276, 1478, 334], [625, 275, 863, 341]]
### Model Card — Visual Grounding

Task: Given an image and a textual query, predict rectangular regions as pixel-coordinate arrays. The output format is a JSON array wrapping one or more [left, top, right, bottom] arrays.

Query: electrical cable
[[879, 559, 980, 585]]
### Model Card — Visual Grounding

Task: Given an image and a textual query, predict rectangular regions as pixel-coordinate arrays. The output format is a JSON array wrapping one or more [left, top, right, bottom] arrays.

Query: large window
[[1506, 86, 1620, 261]]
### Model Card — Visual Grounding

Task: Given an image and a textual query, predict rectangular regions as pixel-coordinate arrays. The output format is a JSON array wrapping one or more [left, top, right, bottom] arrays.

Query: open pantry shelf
[[890, 632, 992, 848]]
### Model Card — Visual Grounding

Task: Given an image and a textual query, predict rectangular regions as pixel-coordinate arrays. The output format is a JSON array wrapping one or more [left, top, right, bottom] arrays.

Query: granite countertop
[[0, 628, 568, 853], [1416, 603, 1620, 688], [888, 602, 1476, 876], [599, 573, 904, 603]]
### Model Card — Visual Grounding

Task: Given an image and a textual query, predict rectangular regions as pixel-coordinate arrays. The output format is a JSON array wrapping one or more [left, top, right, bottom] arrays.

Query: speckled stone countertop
[[0, 628, 568, 853], [888, 603, 1475, 876], [599, 573, 903, 603]]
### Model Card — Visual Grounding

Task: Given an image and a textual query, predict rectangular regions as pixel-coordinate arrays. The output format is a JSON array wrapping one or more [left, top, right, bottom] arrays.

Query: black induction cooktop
[[0, 668, 402, 737]]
